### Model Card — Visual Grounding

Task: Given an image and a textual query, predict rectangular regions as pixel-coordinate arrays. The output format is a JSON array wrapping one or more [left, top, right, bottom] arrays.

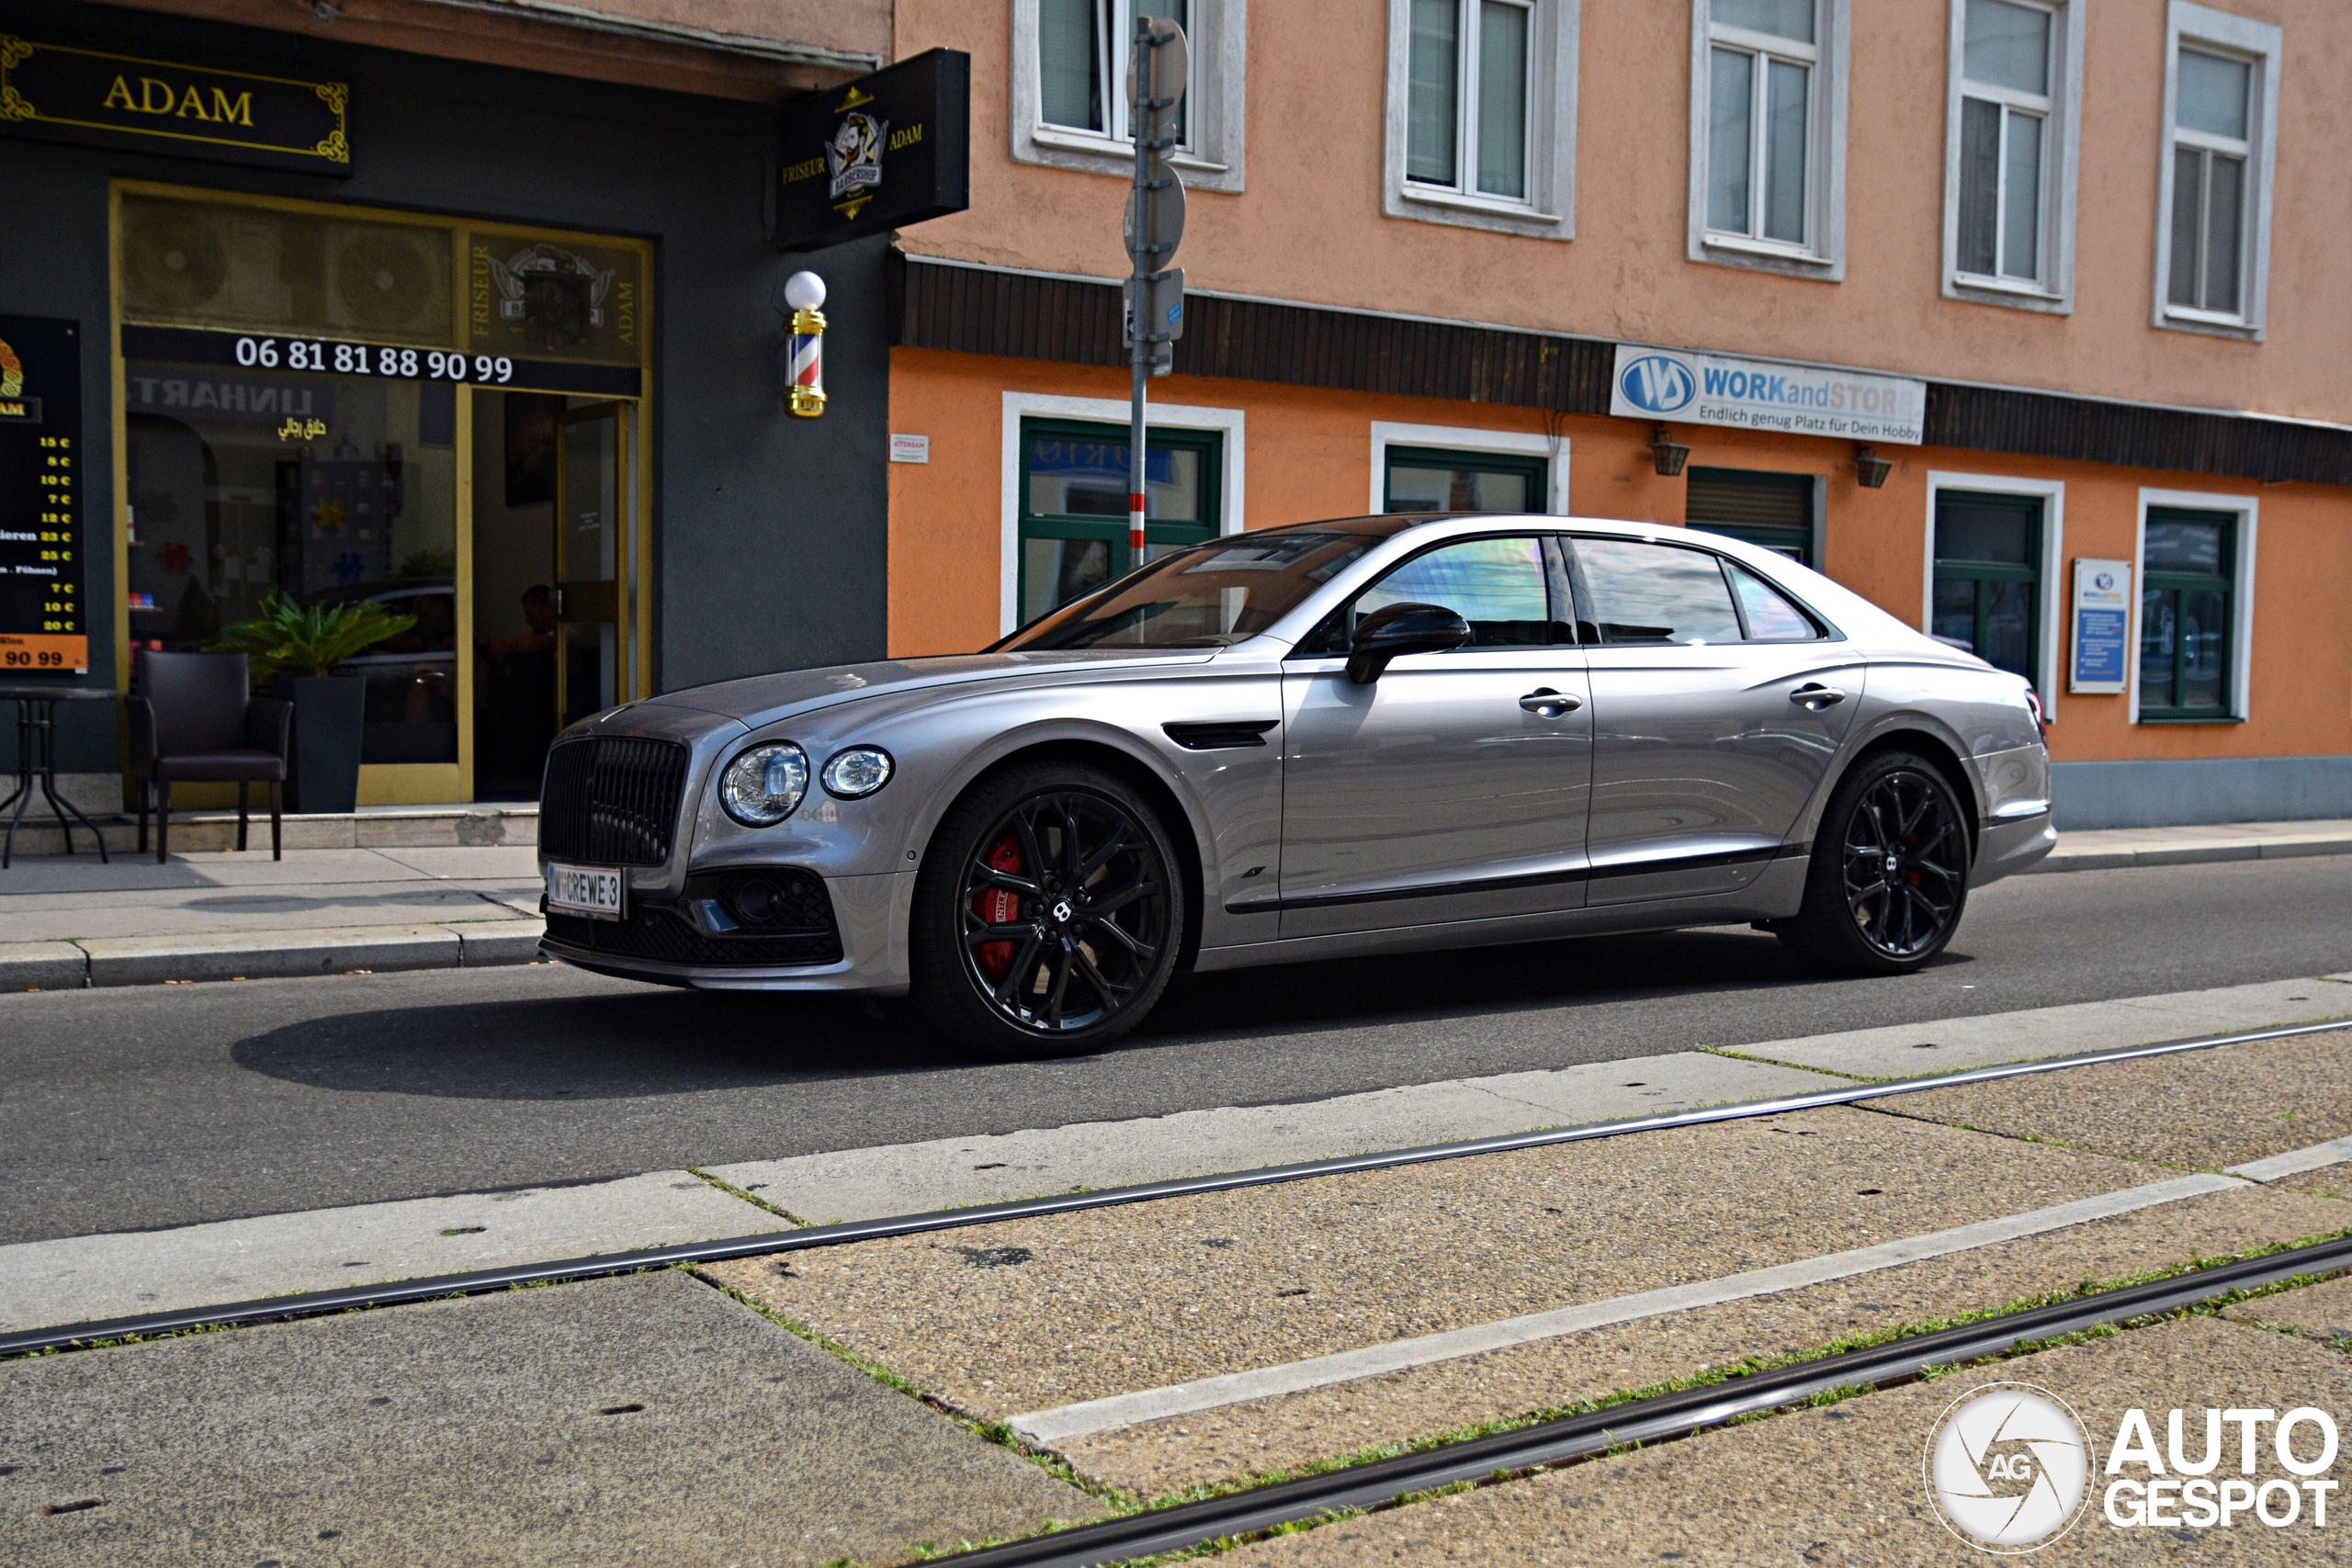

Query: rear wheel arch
[[1832, 728, 1981, 863]]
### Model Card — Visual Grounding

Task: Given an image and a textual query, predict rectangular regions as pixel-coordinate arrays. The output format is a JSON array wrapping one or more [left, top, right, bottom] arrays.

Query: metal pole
[[1128, 17, 1150, 575]]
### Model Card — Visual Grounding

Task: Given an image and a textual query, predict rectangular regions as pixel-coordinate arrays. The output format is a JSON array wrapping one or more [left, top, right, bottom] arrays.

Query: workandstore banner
[[1611, 342, 1925, 446]]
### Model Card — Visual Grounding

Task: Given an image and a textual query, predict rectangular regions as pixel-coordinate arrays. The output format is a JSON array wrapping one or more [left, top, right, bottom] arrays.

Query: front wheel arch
[[913, 739, 1207, 975]]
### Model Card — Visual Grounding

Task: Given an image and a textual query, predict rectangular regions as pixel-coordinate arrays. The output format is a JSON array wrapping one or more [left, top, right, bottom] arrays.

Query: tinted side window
[[1727, 563, 1822, 640], [1572, 538, 1744, 646], [1347, 536, 1554, 648]]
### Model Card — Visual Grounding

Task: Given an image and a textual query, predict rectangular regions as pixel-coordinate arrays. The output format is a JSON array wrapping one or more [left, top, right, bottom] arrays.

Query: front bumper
[[1971, 810, 2057, 887], [537, 868, 915, 994]]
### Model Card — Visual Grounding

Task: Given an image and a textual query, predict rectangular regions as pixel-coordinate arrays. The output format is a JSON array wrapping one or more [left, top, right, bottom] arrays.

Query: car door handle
[[1520, 688, 1582, 716], [1791, 683, 1848, 710]]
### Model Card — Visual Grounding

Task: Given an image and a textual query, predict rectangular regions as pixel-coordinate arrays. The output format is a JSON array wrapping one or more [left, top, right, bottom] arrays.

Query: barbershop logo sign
[[1611, 343, 1924, 446], [1925, 1384, 2341, 1553]]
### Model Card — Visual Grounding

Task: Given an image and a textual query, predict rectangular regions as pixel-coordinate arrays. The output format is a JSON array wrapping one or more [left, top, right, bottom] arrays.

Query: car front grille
[[539, 738, 690, 866], [543, 869, 843, 968]]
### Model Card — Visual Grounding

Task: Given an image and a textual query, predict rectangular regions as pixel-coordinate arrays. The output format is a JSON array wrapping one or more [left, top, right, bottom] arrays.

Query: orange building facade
[[878, 0, 2351, 829]]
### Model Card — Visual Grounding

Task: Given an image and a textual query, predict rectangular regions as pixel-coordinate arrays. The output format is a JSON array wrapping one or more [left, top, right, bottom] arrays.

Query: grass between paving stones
[[686, 1265, 1135, 1533], [1060, 1231, 2352, 1567], [1697, 1043, 1873, 1079], [687, 1166, 812, 1225]]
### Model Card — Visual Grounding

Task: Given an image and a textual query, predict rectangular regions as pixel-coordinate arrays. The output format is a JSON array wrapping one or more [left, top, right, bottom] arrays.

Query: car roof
[[1252, 513, 1713, 543]]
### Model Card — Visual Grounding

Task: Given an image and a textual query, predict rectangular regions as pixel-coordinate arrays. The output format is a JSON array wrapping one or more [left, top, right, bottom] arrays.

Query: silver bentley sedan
[[537, 513, 2054, 1055]]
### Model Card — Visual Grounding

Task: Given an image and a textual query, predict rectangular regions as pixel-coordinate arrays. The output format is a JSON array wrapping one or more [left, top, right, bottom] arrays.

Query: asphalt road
[[4, 856, 2348, 1246]]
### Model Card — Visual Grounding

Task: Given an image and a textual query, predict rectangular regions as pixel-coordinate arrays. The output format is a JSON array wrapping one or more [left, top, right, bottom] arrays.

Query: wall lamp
[[1649, 423, 1690, 478], [1854, 444, 1893, 488]]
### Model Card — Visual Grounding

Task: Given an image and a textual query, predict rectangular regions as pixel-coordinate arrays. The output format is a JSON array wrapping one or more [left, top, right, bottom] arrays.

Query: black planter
[[278, 674, 367, 815]]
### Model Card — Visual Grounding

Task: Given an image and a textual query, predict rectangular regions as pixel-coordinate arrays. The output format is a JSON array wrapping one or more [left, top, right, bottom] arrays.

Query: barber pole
[[782, 270, 827, 418]]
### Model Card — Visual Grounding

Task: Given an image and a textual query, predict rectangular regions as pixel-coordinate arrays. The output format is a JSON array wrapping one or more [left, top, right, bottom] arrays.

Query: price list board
[[0, 316, 85, 674]]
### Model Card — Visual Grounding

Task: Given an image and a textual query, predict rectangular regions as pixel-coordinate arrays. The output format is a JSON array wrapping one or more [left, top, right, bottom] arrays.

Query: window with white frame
[[1406, 0, 1532, 201], [2167, 51, 2251, 314], [1942, 0, 2080, 310], [1040, 1, 1186, 143], [1012, 0, 1246, 192], [1689, 0, 1847, 275], [1384, 0, 1577, 239], [2154, 3, 2279, 336]]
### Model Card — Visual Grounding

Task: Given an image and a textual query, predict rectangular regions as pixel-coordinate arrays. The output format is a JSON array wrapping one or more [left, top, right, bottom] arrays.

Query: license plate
[[546, 863, 624, 919]]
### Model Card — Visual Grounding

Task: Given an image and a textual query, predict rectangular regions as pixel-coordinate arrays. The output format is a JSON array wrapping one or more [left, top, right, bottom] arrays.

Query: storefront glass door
[[553, 402, 629, 727]]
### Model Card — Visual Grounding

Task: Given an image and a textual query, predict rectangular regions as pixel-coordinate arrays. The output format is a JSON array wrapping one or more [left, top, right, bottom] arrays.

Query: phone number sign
[[118, 325, 642, 398]]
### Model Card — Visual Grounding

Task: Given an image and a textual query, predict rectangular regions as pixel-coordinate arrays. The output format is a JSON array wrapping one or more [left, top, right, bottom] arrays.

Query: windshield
[[999, 532, 1372, 650]]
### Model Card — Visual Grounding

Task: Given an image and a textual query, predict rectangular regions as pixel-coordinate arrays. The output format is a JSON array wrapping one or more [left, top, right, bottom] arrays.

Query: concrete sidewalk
[[0, 816, 2344, 992], [0, 842, 546, 989], [2033, 815, 2352, 871]]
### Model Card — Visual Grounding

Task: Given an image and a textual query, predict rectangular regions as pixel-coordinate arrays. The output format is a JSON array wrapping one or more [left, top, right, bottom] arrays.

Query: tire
[[910, 761, 1186, 1057], [1779, 750, 1973, 976]]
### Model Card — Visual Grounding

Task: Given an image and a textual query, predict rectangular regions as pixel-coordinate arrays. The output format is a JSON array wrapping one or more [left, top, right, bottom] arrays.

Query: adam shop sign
[[1611, 343, 1925, 446]]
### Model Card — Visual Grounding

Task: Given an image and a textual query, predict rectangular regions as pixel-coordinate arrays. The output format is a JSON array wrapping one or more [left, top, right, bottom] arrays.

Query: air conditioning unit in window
[[330, 228, 442, 333]]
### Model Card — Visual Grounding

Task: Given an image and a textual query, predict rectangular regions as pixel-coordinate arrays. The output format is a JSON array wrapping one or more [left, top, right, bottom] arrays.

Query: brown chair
[[128, 651, 292, 863]]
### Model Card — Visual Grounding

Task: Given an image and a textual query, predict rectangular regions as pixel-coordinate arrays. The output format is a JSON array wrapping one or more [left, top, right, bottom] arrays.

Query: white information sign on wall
[[888, 433, 931, 463], [1609, 343, 1926, 446], [2070, 558, 2132, 694]]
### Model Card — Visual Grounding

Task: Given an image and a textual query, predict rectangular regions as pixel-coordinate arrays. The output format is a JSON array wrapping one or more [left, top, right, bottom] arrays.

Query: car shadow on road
[[226, 927, 1972, 1101], [228, 984, 967, 1100]]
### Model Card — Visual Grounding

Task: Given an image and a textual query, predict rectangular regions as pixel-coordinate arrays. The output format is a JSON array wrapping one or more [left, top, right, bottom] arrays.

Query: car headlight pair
[[719, 742, 893, 827]]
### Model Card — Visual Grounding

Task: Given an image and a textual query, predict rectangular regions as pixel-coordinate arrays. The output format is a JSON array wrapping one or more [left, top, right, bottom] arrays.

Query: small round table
[[1, 684, 115, 868]]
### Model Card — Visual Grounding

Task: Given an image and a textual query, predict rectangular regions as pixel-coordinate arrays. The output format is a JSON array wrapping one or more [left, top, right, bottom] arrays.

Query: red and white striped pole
[[783, 270, 827, 419]]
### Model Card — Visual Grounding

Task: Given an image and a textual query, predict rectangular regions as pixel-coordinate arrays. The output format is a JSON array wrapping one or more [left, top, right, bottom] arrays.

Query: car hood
[[633, 648, 1220, 730]]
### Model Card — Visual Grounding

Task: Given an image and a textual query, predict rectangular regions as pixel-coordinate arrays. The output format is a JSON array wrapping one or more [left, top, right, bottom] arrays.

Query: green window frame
[[2138, 506, 2237, 722], [1016, 417, 1220, 627], [1930, 490, 2043, 685], [1382, 446, 1548, 514]]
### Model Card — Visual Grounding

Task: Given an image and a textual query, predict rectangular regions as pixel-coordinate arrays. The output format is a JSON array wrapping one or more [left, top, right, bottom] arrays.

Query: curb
[[0, 920, 546, 992], [2028, 834, 2352, 874]]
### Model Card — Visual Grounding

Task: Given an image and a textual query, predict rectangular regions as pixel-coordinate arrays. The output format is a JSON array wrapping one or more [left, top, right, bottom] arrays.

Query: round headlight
[[821, 746, 894, 799], [719, 742, 808, 827]]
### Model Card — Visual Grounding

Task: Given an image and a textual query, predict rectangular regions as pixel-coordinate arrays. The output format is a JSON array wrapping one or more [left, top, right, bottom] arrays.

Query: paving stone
[[2224, 1273, 2352, 1345], [1874, 1030, 2352, 1172], [700, 1108, 2177, 1432], [1223, 1314, 2352, 1565], [0, 1269, 1095, 1568], [704, 1051, 1842, 1224], [1743, 980, 2352, 1080], [0, 1169, 775, 1334], [1053, 1183, 2351, 1497]]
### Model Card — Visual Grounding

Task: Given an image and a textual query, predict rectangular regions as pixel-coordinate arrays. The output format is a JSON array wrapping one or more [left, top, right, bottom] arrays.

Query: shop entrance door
[[553, 402, 632, 727]]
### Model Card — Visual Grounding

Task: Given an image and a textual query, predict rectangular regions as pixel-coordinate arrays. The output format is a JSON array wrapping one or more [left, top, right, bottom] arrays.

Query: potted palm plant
[[212, 591, 415, 814]]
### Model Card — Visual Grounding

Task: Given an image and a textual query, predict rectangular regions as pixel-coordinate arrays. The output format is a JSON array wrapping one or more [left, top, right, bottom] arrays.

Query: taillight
[[2023, 685, 2049, 737]]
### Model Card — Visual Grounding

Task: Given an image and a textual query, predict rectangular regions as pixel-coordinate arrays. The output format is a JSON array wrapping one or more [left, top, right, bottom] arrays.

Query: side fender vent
[[1164, 720, 1278, 751]]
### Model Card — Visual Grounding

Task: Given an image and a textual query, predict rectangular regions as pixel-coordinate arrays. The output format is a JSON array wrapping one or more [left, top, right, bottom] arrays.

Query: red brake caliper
[[973, 832, 1023, 980]]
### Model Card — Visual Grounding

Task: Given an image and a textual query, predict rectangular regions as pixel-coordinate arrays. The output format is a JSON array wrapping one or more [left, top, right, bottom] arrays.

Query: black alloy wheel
[[911, 763, 1184, 1056], [1780, 750, 1971, 976]]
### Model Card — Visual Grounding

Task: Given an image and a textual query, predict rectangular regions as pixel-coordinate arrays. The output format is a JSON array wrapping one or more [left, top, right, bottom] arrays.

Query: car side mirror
[[1345, 603, 1471, 684]]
